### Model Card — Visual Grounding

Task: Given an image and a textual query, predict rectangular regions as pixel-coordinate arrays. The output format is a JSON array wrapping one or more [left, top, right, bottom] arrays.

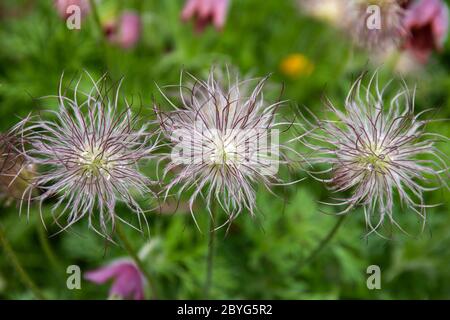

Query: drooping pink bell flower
[[403, 0, 449, 63], [85, 259, 145, 300], [105, 11, 141, 49], [54, 0, 90, 20], [181, 0, 230, 32]]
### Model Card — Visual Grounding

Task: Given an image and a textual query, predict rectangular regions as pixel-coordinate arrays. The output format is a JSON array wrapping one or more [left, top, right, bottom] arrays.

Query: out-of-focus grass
[[0, 0, 449, 299]]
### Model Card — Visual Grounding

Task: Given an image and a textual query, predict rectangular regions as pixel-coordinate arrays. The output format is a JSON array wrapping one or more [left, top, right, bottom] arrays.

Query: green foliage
[[0, 0, 449, 299]]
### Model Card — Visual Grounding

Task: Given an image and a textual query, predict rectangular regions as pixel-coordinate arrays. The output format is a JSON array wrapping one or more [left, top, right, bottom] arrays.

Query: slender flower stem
[[88, 0, 103, 36], [204, 204, 216, 299], [0, 224, 46, 300], [115, 223, 158, 300], [88, 0, 109, 64], [299, 215, 347, 270]]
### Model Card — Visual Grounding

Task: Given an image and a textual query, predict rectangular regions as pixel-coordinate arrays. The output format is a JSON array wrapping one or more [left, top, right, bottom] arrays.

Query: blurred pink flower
[[54, 0, 90, 19], [403, 0, 449, 63], [181, 0, 229, 32], [85, 259, 145, 300], [105, 11, 141, 49]]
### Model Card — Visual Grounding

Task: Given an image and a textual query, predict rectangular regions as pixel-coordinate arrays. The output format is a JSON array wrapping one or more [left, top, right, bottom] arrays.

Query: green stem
[[88, 0, 103, 36], [204, 205, 216, 299], [88, 0, 110, 66], [115, 223, 158, 299], [300, 215, 347, 269], [0, 224, 46, 300]]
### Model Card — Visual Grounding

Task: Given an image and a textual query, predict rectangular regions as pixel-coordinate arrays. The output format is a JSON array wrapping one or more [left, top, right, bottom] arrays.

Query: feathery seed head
[[156, 67, 287, 228]]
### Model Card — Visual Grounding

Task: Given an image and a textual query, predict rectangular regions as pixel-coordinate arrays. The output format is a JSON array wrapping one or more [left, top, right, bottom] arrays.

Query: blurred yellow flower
[[298, 0, 345, 26], [280, 54, 314, 78]]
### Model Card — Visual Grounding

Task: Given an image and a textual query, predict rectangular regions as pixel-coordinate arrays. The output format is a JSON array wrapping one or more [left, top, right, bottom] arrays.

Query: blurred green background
[[0, 0, 449, 299]]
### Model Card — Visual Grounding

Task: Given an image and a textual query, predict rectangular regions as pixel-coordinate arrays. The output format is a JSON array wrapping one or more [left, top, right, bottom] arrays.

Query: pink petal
[[118, 12, 141, 49], [404, 0, 440, 28], [84, 263, 122, 284], [199, 0, 213, 19], [432, 2, 449, 48], [108, 263, 145, 300]]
